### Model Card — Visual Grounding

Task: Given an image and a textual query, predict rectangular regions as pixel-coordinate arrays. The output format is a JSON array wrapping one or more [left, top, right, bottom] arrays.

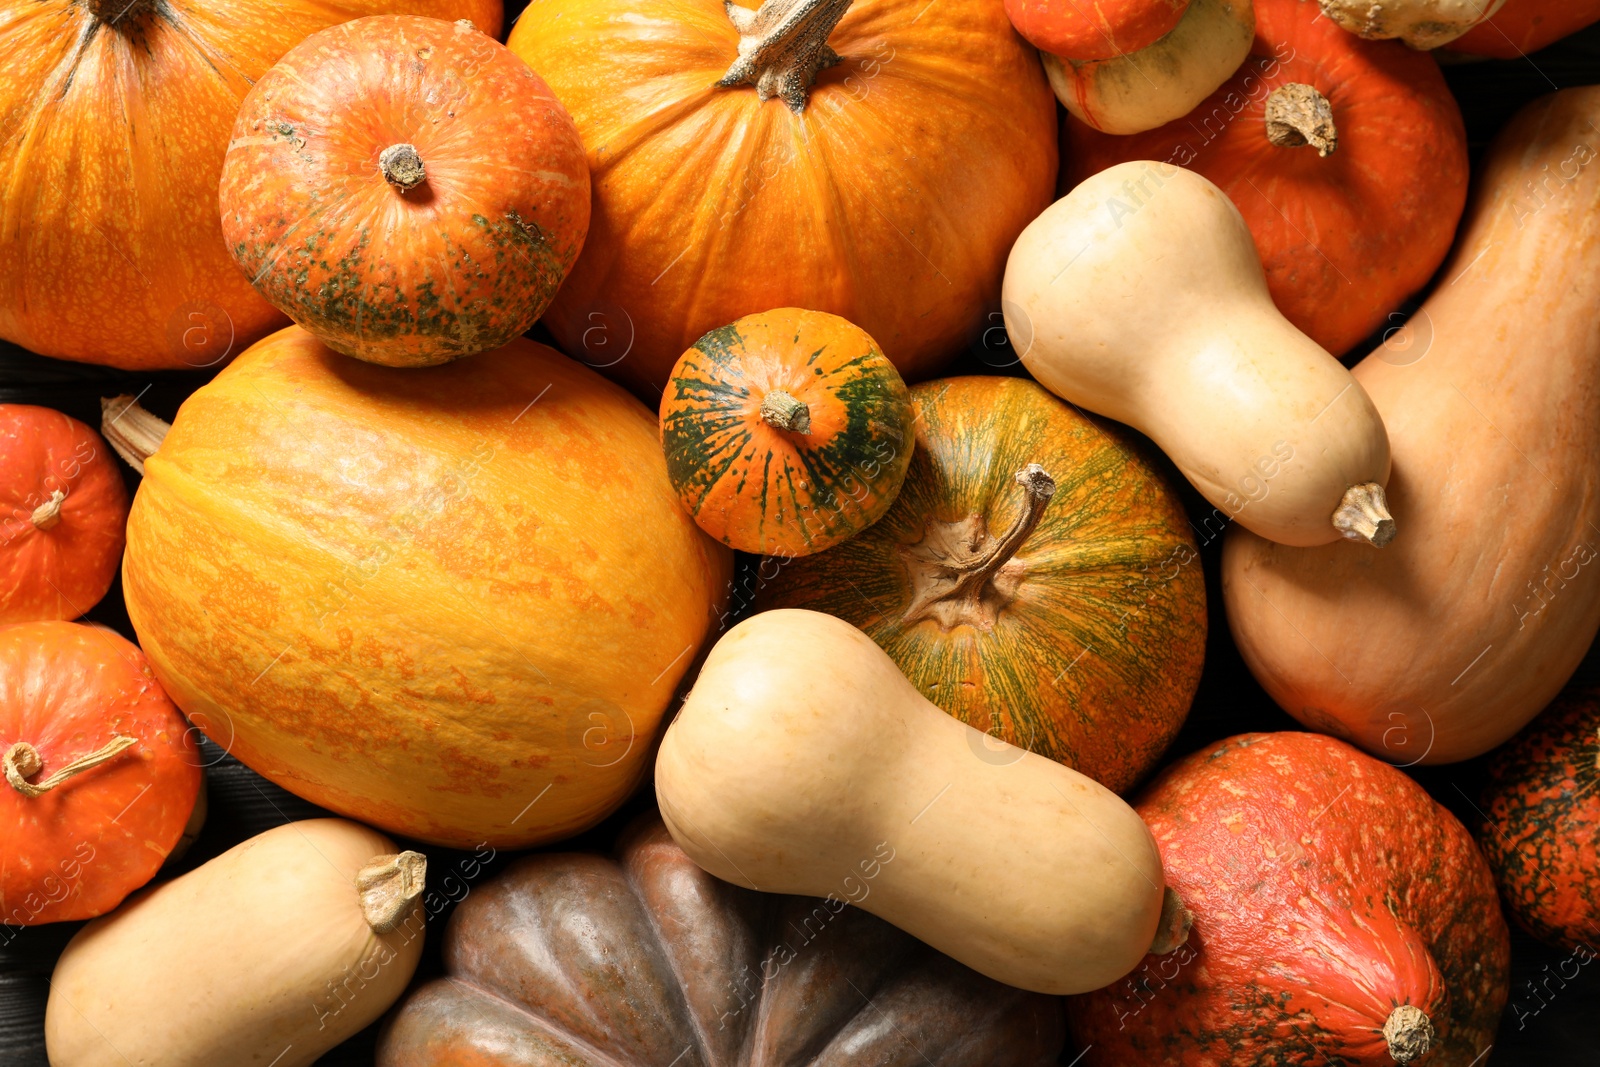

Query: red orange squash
[[1447, 2, 1600, 57], [220, 15, 589, 368], [1064, 0, 1468, 356], [0, 404, 128, 623], [0, 0, 500, 370], [1005, 0, 1189, 60], [1070, 732, 1510, 1066], [1, 621, 201, 926]]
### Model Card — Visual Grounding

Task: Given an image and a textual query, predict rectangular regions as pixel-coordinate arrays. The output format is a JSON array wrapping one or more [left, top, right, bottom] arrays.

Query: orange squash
[[113, 325, 731, 848], [1446, 2, 1600, 57], [1, 404, 128, 623], [219, 15, 589, 368], [507, 0, 1057, 399], [0, 0, 500, 370], [659, 308, 913, 556], [1004, 0, 1189, 60]]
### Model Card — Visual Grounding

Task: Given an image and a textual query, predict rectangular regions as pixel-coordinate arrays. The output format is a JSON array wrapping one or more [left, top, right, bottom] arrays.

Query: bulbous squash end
[[1332, 483, 1397, 548]]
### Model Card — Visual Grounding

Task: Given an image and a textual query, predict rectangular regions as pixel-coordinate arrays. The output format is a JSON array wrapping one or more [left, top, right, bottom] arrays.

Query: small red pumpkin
[[1, 621, 201, 925], [219, 15, 590, 367], [1478, 683, 1600, 952], [1063, 0, 1468, 356], [0, 404, 128, 624], [1070, 732, 1509, 1067], [1005, 0, 1189, 60], [1446, 2, 1600, 58]]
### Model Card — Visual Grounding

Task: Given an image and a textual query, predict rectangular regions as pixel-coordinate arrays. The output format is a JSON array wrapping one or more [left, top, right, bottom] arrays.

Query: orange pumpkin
[[0, 0, 500, 370], [1445, 2, 1600, 57], [659, 308, 913, 556], [1, 404, 128, 623], [219, 15, 590, 368], [1005, 0, 1189, 60], [507, 0, 1058, 399]]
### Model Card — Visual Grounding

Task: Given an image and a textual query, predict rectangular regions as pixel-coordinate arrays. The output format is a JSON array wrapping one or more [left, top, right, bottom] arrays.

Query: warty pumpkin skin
[[1222, 87, 1600, 764], [220, 15, 590, 368], [1064, 0, 1469, 357], [118, 325, 731, 848], [507, 0, 1058, 399], [758, 376, 1205, 793], [1070, 732, 1510, 1067], [1446, 2, 1600, 58], [0, 0, 501, 370], [378, 812, 1065, 1066], [1478, 684, 1600, 953]]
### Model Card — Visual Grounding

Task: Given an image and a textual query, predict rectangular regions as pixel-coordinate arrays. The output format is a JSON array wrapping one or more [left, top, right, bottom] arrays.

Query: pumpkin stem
[[100, 395, 170, 476], [1383, 1004, 1436, 1065], [1265, 83, 1338, 157], [30, 489, 66, 531], [1148, 886, 1193, 955], [86, 0, 149, 25], [1332, 482, 1396, 547], [3, 736, 138, 799], [717, 0, 852, 113], [356, 851, 428, 933], [379, 144, 428, 192], [759, 388, 812, 434]]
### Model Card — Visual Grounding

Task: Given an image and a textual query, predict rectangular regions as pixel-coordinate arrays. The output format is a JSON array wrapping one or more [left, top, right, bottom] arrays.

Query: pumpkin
[[1221, 87, 1600, 763], [507, 0, 1058, 398], [659, 308, 914, 556], [1004, 0, 1190, 60], [0, 0, 500, 371], [111, 325, 731, 848], [1446, 1, 1600, 57], [219, 15, 590, 369], [1317, 0, 1503, 48], [1477, 683, 1600, 953], [47, 819, 425, 1067], [1, 621, 200, 926], [758, 376, 1205, 793], [1063, 0, 1469, 357], [656, 608, 1179, 995], [1069, 732, 1511, 1067], [378, 811, 1066, 1066], [0, 404, 128, 623], [1004, 162, 1394, 549]]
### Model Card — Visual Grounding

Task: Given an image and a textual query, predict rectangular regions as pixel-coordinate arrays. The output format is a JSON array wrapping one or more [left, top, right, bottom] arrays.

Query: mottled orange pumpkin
[[1005, 0, 1189, 60], [659, 309, 913, 556], [220, 15, 589, 368]]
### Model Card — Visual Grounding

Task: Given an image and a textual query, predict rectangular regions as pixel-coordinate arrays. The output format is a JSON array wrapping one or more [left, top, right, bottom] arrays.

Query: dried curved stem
[[718, 0, 853, 113], [4, 736, 138, 799], [1265, 83, 1338, 157]]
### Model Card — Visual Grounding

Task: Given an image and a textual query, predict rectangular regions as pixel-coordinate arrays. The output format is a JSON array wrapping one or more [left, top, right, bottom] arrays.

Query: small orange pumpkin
[[219, 15, 590, 367], [659, 309, 914, 556], [1005, 0, 1189, 60]]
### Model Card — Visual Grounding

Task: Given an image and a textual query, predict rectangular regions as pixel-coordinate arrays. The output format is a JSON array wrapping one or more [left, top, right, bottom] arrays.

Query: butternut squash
[[655, 608, 1175, 996], [1222, 87, 1600, 763], [1317, 0, 1504, 48], [46, 819, 426, 1067], [1002, 161, 1394, 548]]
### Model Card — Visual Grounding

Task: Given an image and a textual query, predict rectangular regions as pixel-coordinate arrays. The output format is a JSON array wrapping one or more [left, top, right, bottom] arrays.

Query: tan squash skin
[[46, 819, 425, 1067], [655, 608, 1168, 996], [1222, 87, 1600, 765], [1003, 161, 1392, 548], [1317, 0, 1504, 48]]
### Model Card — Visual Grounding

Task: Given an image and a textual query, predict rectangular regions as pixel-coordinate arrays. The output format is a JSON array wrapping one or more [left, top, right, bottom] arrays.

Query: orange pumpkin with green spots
[[757, 375, 1204, 793], [659, 308, 913, 557], [219, 15, 589, 368]]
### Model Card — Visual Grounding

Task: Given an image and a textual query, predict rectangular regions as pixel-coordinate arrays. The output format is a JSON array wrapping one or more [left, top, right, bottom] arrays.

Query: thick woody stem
[[1383, 1004, 1435, 1065], [100, 396, 170, 475], [356, 851, 428, 933], [30, 490, 66, 530], [759, 388, 812, 434], [718, 0, 853, 113], [1332, 482, 1396, 547], [379, 144, 427, 192], [1265, 83, 1338, 157]]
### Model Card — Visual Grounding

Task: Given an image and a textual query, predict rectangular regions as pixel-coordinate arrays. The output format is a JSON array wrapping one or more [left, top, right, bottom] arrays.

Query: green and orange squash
[[219, 15, 590, 368], [659, 308, 914, 556], [757, 376, 1205, 793]]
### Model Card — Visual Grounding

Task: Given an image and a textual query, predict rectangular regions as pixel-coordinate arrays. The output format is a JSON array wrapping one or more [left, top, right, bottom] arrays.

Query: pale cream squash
[[1317, 0, 1505, 48]]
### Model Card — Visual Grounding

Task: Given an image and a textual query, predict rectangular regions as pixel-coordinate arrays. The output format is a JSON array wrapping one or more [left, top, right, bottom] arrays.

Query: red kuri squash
[[0, 0, 501, 370], [1063, 0, 1468, 356], [1070, 732, 1510, 1066], [1, 621, 201, 926], [1005, 0, 1189, 60], [1, 404, 128, 623], [1446, 1, 1600, 57], [507, 0, 1057, 399], [220, 15, 590, 368]]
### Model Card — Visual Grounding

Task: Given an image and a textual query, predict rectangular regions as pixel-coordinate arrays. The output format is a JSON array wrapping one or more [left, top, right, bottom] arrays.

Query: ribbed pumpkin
[[1070, 732, 1510, 1067], [1478, 683, 1600, 952], [1, 404, 128, 623], [660, 308, 913, 556], [2, 621, 200, 926], [757, 376, 1205, 794], [1446, 1, 1600, 56], [116, 325, 731, 849], [1063, 0, 1468, 356], [219, 15, 590, 368], [507, 0, 1057, 398], [1005, 0, 1189, 60], [0, 0, 500, 370]]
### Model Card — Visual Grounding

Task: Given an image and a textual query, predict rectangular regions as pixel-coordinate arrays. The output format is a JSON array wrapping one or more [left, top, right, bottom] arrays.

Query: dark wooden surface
[[4, 6, 1600, 1064]]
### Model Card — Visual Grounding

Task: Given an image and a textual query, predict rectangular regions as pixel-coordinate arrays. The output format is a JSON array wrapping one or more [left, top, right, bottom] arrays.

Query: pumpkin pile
[[4, 0, 1600, 1064]]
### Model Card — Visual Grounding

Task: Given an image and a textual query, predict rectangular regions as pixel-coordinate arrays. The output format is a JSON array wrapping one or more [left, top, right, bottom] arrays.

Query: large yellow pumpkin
[[120, 326, 731, 848], [0, 0, 499, 370], [507, 0, 1059, 399]]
